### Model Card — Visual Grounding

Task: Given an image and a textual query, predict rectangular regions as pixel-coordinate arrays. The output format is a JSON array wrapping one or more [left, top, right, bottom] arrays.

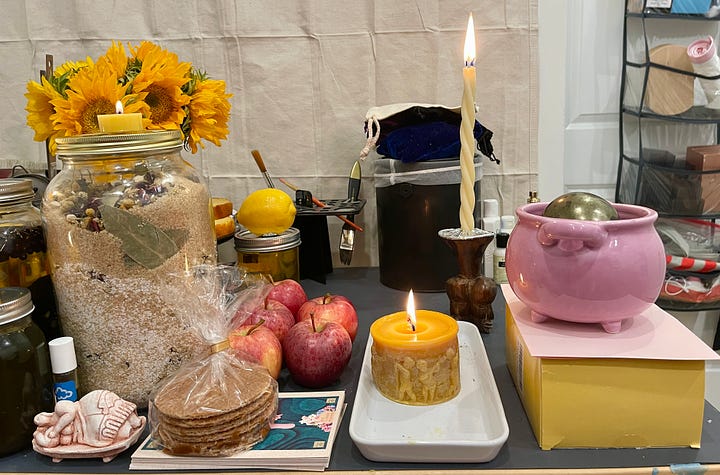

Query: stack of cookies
[[151, 357, 278, 456]]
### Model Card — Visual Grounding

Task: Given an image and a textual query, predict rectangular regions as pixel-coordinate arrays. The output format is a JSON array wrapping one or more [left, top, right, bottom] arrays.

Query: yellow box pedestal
[[503, 286, 718, 450]]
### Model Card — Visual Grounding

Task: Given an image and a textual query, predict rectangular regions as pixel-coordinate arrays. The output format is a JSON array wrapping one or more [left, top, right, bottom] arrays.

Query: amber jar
[[235, 228, 301, 281], [0, 287, 53, 456], [0, 178, 60, 341], [45, 131, 216, 406]]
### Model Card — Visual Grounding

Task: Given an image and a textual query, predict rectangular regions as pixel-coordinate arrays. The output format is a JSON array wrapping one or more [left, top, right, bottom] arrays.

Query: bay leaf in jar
[[99, 205, 179, 269]]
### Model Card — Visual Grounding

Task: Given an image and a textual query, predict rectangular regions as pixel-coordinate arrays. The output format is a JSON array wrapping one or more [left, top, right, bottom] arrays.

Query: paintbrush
[[251, 149, 275, 188], [279, 178, 363, 232]]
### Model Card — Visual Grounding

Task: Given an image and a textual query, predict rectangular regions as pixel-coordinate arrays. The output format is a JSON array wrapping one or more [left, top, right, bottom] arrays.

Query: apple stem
[[248, 319, 265, 335], [323, 293, 332, 304], [310, 313, 317, 333]]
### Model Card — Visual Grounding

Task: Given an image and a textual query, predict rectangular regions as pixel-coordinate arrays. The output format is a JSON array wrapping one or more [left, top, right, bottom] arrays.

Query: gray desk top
[[2, 267, 719, 473]]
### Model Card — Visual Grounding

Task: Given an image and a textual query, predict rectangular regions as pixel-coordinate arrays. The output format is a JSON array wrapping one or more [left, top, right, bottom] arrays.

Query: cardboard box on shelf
[[502, 285, 720, 450], [686, 144, 720, 213]]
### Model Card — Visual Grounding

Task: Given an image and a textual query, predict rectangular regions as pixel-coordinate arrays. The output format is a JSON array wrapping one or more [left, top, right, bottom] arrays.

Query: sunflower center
[[83, 98, 115, 134], [146, 85, 175, 124]]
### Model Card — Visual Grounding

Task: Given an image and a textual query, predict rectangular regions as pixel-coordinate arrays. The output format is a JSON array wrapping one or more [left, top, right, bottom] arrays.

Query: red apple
[[245, 299, 295, 343], [267, 279, 307, 318], [296, 294, 358, 341], [283, 317, 352, 388], [228, 320, 282, 379]]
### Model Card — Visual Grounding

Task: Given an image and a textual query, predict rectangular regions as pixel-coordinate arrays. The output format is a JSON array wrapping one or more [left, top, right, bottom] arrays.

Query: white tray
[[349, 321, 509, 463]]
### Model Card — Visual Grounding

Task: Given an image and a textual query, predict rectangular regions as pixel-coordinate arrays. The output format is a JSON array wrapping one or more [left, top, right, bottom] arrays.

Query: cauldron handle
[[537, 221, 607, 251]]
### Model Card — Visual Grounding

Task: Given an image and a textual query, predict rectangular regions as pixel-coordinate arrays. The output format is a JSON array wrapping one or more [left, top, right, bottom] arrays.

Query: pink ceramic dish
[[505, 202, 665, 333]]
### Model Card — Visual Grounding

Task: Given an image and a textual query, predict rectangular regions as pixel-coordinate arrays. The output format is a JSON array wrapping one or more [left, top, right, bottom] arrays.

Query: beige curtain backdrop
[[0, 0, 537, 268]]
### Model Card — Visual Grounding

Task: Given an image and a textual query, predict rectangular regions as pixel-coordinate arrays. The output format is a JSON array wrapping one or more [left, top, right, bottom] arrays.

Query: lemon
[[236, 188, 297, 235]]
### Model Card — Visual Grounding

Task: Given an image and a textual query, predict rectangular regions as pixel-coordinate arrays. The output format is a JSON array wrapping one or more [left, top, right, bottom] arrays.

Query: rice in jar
[[43, 130, 216, 406]]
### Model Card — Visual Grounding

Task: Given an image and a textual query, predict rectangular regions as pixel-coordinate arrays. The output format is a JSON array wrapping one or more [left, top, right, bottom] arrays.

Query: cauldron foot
[[530, 310, 549, 323], [600, 320, 622, 334]]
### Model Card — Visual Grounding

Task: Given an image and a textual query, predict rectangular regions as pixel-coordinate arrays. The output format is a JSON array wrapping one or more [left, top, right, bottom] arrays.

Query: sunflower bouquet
[[25, 41, 232, 154]]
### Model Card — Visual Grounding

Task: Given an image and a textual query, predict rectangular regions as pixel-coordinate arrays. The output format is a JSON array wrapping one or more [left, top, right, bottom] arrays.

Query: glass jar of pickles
[[44, 130, 217, 407], [235, 228, 301, 281], [0, 178, 60, 341], [0, 287, 54, 456]]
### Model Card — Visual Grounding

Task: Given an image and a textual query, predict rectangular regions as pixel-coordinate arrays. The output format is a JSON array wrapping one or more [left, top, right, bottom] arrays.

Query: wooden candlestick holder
[[438, 228, 497, 333]]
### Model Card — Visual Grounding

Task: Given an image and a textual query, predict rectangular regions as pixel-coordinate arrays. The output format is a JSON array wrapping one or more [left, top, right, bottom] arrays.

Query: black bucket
[[375, 158, 481, 292]]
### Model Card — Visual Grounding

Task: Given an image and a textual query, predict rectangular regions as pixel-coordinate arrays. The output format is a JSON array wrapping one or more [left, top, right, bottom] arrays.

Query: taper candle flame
[[464, 13, 476, 66], [406, 289, 416, 332], [115, 100, 124, 114]]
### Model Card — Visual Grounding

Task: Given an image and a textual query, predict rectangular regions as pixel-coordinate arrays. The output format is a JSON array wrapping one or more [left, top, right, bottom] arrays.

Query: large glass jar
[[44, 131, 217, 406], [0, 178, 61, 341], [0, 287, 53, 456]]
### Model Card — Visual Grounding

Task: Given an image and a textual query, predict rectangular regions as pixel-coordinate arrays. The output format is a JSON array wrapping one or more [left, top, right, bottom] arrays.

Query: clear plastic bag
[[148, 265, 278, 456]]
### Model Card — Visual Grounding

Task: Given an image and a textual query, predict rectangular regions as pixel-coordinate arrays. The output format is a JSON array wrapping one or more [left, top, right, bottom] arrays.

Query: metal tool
[[339, 161, 361, 265], [251, 149, 275, 188]]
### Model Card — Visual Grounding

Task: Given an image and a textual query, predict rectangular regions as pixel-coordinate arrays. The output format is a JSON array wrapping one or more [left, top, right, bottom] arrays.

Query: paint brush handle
[[251, 149, 275, 188]]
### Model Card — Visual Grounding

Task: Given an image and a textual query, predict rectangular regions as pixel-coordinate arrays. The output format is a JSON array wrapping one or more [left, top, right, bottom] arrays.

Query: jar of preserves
[[234, 227, 301, 281], [44, 130, 217, 406], [0, 178, 60, 341], [0, 287, 54, 456]]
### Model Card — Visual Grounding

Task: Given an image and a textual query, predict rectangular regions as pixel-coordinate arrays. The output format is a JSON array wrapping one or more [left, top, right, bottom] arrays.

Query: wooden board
[[645, 44, 695, 115]]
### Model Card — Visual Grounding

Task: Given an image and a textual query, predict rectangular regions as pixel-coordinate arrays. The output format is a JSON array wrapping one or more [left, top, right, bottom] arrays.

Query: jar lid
[[55, 130, 183, 160], [235, 227, 301, 253], [0, 287, 35, 325], [0, 178, 35, 204]]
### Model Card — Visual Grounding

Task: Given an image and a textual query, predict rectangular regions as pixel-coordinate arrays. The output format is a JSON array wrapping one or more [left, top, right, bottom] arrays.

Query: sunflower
[[129, 41, 191, 130], [100, 41, 128, 82], [25, 76, 62, 143], [25, 40, 231, 154], [184, 75, 232, 153], [51, 62, 145, 136]]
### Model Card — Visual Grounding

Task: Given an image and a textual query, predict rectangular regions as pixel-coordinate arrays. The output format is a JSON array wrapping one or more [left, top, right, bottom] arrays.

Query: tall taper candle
[[460, 13, 477, 233]]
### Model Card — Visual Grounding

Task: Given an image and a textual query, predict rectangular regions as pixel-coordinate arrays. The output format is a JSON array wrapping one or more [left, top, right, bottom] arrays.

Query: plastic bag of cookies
[[148, 265, 278, 456]]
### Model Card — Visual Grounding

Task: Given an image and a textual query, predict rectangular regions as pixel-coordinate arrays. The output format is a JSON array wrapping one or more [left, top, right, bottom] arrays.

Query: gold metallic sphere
[[543, 192, 619, 221]]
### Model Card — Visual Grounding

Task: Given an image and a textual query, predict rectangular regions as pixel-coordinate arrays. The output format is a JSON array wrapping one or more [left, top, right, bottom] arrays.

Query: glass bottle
[[48, 336, 79, 402], [44, 130, 217, 407], [0, 178, 61, 341], [0, 287, 54, 456]]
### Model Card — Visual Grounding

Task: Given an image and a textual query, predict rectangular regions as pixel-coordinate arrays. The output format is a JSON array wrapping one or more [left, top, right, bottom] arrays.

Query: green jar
[[0, 287, 53, 456]]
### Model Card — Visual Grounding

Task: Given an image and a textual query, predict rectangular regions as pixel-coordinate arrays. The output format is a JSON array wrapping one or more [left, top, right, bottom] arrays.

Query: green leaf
[[99, 205, 179, 269]]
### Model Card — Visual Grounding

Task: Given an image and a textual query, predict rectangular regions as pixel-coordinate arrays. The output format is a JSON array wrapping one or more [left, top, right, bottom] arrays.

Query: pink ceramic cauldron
[[505, 202, 665, 333]]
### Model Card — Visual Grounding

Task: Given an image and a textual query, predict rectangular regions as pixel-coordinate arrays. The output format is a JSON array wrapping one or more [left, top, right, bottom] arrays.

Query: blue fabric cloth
[[377, 120, 496, 163]]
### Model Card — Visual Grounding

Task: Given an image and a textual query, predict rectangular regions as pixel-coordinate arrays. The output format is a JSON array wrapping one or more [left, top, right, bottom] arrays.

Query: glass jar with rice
[[44, 130, 216, 407]]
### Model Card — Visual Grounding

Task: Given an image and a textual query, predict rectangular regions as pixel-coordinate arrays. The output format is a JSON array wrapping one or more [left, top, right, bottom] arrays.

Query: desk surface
[[2, 267, 720, 475]]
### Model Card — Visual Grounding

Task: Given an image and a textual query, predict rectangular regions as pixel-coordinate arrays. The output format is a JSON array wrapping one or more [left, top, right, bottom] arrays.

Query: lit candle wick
[[407, 289, 416, 332]]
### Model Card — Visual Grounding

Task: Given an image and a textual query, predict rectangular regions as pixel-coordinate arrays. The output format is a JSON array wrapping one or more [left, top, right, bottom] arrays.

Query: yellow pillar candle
[[97, 101, 143, 133], [459, 13, 477, 233], [370, 291, 460, 405]]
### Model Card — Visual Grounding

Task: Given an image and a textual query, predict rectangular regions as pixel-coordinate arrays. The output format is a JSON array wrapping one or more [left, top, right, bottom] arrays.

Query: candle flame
[[406, 289, 416, 332], [464, 13, 476, 66], [115, 100, 124, 114]]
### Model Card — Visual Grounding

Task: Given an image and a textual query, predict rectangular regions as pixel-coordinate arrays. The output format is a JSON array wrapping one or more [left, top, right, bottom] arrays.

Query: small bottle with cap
[[493, 232, 510, 284], [48, 336, 79, 402]]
